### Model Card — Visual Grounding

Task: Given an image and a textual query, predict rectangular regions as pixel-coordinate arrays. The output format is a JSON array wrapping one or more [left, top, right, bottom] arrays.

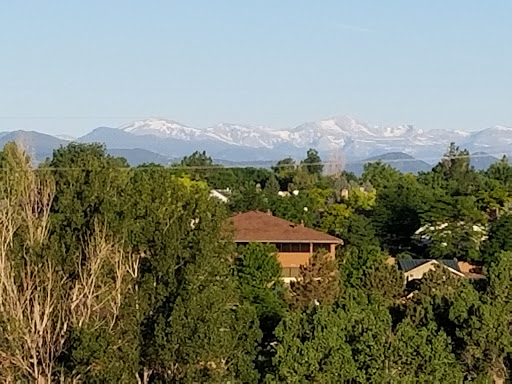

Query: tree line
[[0, 142, 511, 383]]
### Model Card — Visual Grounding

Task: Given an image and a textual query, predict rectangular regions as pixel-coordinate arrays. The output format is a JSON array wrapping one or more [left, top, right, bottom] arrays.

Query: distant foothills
[[1, 115, 510, 173]]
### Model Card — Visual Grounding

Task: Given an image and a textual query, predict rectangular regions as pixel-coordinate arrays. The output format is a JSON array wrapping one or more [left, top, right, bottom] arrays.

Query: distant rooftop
[[231, 211, 342, 244], [398, 259, 461, 273]]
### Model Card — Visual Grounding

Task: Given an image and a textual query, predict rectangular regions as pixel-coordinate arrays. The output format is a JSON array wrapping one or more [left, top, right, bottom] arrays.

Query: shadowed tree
[[301, 148, 323, 176], [288, 251, 340, 310]]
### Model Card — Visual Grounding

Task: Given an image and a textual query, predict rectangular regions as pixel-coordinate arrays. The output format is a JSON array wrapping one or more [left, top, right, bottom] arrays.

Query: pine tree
[[269, 306, 356, 383], [301, 148, 323, 176], [289, 251, 340, 309]]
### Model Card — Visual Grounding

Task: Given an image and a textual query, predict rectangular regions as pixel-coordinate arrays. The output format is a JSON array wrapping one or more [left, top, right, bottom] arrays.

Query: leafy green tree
[[339, 245, 403, 303], [342, 213, 380, 249], [417, 196, 486, 261], [205, 168, 237, 189], [337, 292, 394, 383], [482, 214, 512, 265], [362, 161, 401, 190], [430, 143, 482, 195], [320, 204, 379, 249], [271, 294, 394, 383], [48, 143, 130, 272], [474, 178, 511, 213], [165, 262, 260, 383], [404, 265, 466, 331], [451, 251, 512, 382], [438, 142, 471, 181], [174, 150, 218, 182], [289, 169, 318, 191], [264, 174, 280, 195], [388, 319, 464, 383], [179, 150, 213, 167], [272, 157, 296, 190], [360, 260, 404, 305], [236, 243, 286, 330], [125, 169, 260, 382], [301, 148, 323, 176], [236, 243, 286, 375], [269, 306, 356, 383], [229, 181, 269, 213], [231, 167, 272, 188], [344, 186, 376, 210], [319, 203, 353, 235], [268, 192, 315, 227], [372, 174, 431, 254], [487, 155, 512, 185]]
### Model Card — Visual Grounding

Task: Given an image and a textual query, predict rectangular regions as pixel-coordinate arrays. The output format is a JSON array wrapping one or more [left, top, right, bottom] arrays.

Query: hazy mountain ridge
[[0, 131, 68, 162], [345, 152, 432, 175]]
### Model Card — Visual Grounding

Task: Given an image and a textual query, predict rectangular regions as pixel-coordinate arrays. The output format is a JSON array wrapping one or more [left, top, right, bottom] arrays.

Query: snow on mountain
[[120, 118, 202, 139], [288, 116, 425, 156], [72, 116, 512, 162], [204, 123, 289, 148], [465, 125, 512, 150], [425, 129, 471, 143], [116, 116, 452, 154], [55, 134, 76, 141]]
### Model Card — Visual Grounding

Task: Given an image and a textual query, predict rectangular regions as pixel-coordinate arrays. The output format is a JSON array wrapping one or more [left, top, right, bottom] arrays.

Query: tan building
[[231, 211, 343, 282], [387, 258, 484, 283]]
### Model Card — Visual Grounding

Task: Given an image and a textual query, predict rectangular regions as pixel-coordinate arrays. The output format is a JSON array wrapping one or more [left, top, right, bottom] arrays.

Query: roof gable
[[231, 211, 342, 244], [398, 259, 462, 273]]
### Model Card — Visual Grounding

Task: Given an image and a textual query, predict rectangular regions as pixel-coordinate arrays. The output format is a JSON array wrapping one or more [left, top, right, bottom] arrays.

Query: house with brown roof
[[231, 211, 343, 282]]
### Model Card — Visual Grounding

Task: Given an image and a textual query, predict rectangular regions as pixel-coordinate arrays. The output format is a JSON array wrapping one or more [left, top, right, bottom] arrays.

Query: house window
[[276, 243, 310, 252]]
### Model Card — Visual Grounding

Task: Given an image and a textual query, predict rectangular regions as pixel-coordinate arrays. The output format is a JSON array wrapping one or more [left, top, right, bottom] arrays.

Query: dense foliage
[[0, 142, 511, 383]]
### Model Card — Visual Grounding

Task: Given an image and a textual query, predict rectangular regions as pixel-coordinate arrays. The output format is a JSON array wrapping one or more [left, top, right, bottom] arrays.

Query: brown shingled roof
[[231, 211, 343, 244]]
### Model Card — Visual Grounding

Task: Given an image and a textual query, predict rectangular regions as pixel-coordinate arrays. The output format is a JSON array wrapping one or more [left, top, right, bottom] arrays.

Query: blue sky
[[1, 0, 511, 136]]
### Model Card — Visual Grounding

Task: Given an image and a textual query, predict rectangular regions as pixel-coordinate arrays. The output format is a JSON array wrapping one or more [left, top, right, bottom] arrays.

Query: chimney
[[266, 209, 272, 216]]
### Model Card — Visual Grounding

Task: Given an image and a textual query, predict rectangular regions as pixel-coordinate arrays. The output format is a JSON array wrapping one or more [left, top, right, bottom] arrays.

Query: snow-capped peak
[[120, 118, 201, 139], [105, 115, 512, 164], [205, 123, 289, 148]]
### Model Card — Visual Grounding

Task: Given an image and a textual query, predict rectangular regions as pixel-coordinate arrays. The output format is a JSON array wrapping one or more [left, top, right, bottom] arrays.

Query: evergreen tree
[[236, 243, 286, 334], [236, 243, 286, 375], [388, 319, 464, 382], [125, 168, 261, 382], [269, 306, 356, 383], [264, 173, 280, 195], [482, 214, 512, 265], [337, 292, 394, 383], [48, 143, 130, 273], [272, 157, 296, 190], [487, 155, 512, 185], [289, 251, 340, 309], [179, 150, 213, 167], [372, 174, 432, 254], [362, 161, 401, 190], [451, 251, 512, 382], [301, 148, 323, 176], [229, 181, 269, 213]]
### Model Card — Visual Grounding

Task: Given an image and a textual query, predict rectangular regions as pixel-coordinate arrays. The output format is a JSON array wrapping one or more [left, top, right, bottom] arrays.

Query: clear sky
[[1, 0, 511, 136]]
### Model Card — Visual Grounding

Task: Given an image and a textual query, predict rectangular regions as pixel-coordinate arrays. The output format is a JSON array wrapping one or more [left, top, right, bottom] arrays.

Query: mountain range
[[0, 115, 509, 172]]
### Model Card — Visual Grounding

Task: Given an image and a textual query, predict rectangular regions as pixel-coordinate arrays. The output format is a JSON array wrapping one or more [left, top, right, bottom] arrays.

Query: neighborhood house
[[231, 211, 343, 282], [387, 258, 485, 283]]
